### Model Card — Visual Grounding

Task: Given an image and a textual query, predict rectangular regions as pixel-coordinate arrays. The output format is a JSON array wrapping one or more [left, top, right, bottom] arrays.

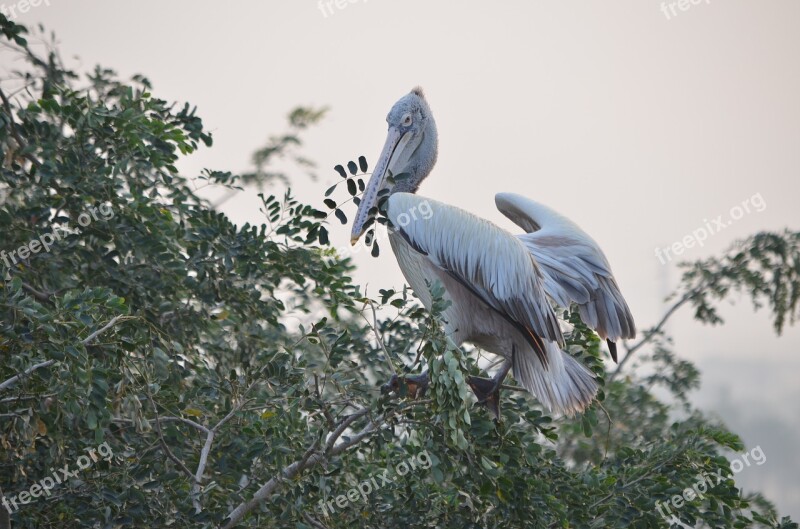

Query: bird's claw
[[467, 376, 502, 421], [381, 371, 429, 399]]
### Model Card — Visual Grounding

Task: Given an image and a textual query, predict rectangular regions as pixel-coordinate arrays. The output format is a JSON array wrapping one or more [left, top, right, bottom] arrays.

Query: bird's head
[[350, 87, 438, 245]]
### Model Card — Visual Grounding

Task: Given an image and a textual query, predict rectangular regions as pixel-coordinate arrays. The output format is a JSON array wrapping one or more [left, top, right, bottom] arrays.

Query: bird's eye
[[403, 114, 412, 126]]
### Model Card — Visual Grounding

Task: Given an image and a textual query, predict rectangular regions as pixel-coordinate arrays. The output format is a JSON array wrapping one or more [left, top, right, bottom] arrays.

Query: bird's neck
[[392, 119, 438, 195]]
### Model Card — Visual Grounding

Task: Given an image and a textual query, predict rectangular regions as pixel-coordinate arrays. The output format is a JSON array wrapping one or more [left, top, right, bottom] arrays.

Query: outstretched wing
[[386, 193, 564, 362], [495, 192, 636, 361]]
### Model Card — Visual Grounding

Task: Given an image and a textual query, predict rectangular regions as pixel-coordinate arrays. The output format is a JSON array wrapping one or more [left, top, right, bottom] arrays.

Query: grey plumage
[[496, 193, 637, 355], [350, 88, 636, 415]]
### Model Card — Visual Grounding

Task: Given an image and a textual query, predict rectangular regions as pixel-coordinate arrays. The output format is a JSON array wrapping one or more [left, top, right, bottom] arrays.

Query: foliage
[[0, 17, 797, 529], [677, 231, 800, 334]]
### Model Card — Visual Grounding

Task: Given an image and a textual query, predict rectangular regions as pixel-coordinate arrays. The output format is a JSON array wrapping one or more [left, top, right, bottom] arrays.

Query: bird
[[350, 87, 635, 417]]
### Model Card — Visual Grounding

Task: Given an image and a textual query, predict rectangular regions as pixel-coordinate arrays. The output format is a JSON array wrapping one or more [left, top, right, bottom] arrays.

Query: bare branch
[[212, 399, 248, 433], [221, 407, 383, 529], [193, 428, 215, 513], [325, 408, 368, 453], [0, 360, 55, 392], [0, 392, 57, 404], [80, 315, 126, 345], [21, 282, 53, 302], [191, 395, 252, 512], [155, 416, 211, 435]]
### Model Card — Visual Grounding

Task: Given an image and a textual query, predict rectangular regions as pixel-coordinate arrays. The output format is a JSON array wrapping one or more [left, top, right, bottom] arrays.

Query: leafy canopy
[[0, 17, 797, 529]]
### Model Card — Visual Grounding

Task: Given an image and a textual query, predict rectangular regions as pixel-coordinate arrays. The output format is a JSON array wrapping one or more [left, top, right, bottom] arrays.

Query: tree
[[0, 17, 797, 529]]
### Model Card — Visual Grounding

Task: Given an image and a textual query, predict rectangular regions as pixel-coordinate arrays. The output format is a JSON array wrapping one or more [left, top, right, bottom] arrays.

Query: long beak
[[350, 126, 410, 245]]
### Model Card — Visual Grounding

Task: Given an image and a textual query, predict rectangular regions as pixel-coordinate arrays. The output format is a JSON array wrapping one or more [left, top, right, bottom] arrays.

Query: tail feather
[[512, 341, 597, 415]]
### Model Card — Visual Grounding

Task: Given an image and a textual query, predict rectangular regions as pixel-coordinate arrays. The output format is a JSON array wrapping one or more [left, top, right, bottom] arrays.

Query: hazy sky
[[8, 0, 799, 518]]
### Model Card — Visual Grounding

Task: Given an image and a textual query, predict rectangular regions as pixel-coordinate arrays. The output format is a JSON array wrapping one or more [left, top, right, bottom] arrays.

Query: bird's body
[[351, 87, 635, 416], [386, 193, 599, 414]]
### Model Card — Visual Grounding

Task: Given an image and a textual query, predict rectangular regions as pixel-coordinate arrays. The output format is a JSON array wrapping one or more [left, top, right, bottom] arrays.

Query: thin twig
[[80, 315, 126, 345], [145, 390, 196, 482], [586, 458, 673, 511], [609, 285, 704, 382], [0, 86, 40, 168], [159, 416, 211, 434], [548, 457, 676, 529], [0, 392, 57, 404], [1, 315, 126, 393], [21, 282, 53, 302], [361, 300, 397, 375], [302, 512, 329, 529], [111, 416, 210, 434]]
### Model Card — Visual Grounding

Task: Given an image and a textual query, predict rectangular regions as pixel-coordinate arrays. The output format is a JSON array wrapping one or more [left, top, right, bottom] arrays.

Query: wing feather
[[386, 193, 564, 359], [495, 193, 637, 355]]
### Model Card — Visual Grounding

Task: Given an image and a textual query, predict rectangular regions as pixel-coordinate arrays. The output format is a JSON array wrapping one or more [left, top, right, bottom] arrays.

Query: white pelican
[[351, 87, 635, 416]]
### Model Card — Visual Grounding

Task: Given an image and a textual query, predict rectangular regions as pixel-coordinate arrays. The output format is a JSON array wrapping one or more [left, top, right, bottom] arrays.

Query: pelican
[[350, 87, 635, 416]]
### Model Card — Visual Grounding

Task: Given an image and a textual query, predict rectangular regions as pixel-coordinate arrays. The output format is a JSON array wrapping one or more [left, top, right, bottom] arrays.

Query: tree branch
[[190, 396, 252, 513], [0, 360, 55, 393], [21, 282, 53, 302], [1, 315, 126, 393], [145, 391, 196, 483], [80, 315, 126, 345], [361, 300, 397, 376], [609, 284, 705, 382], [155, 416, 211, 435], [221, 407, 382, 529], [302, 512, 330, 529], [0, 86, 41, 168]]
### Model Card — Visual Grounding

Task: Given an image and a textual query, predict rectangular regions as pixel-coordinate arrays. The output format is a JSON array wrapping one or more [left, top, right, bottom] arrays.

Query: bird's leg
[[381, 370, 429, 399], [467, 349, 515, 420]]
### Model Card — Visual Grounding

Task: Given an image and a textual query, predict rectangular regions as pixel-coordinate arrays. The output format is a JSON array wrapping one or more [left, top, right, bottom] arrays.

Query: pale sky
[[8, 0, 799, 518]]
